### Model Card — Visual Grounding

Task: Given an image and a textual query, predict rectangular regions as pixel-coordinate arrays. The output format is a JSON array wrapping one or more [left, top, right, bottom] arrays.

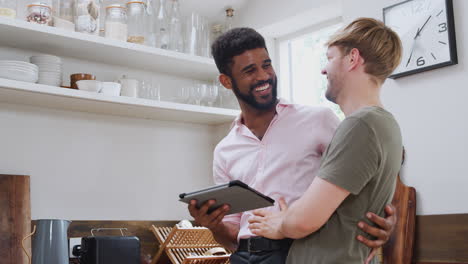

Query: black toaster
[[73, 236, 140, 264]]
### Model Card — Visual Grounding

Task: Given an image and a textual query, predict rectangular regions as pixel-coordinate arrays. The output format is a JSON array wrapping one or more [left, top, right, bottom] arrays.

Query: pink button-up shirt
[[213, 100, 340, 240]]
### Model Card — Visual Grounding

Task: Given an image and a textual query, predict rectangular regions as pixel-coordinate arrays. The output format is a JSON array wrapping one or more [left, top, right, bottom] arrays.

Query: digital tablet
[[179, 180, 275, 215]]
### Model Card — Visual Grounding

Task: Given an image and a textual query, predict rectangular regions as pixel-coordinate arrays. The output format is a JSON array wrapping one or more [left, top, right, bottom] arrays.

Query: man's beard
[[325, 84, 337, 103], [231, 76, 278, 110], [325, 74, 342, 104]]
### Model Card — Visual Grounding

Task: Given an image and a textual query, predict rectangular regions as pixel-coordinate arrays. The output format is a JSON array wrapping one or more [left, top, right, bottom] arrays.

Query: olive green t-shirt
[[287, 106, 402, 264]]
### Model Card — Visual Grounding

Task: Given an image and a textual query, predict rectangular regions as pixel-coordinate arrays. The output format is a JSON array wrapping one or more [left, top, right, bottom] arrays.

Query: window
[[277, 20, 344, 119]]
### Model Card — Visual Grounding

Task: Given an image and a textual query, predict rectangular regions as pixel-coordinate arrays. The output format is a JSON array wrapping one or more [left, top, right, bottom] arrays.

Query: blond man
[[248, 17, 403, 263]]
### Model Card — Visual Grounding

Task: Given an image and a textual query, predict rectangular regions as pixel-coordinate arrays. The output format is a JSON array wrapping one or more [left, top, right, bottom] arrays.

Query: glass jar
[[74, 0, 100, 35], [59, 0, 74, 22], [50, 0, 58, 17], [0, 0, 16, 18], [126, 1, 145, 44], [105, 4, 127, 41], [27, 2, 52, 25]]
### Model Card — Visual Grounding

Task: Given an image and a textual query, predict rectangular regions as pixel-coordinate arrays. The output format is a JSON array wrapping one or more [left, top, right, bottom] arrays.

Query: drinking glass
[[150, 82, 161, 101], [189, 83, 202, 105], [176, 86, 190, 103], [201, 83, 218, 107], [139, 79, 151, 99]]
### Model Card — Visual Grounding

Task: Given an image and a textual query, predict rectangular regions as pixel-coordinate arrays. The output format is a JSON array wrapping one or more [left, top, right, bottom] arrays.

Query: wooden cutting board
[[0, 175, 31, 264]]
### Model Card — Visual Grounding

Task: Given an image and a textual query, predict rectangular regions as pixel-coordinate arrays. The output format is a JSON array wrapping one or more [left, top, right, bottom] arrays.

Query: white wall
[[0, 103, 215, 220], [342, 0, 468, 215], [238, 0, 468, 215], [0, 46, 218, 220], [237, 0, 332, 31]]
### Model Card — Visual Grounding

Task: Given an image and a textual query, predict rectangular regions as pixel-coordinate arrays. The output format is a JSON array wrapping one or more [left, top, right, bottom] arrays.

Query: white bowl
[[38, 79, 62, 85], [77, 80, 101, 92], [30, 55, 62, 64], [38, 80, 62, 86], [100, 82, 121, 96], [34, 64, 62, 72], [38, 78, 62, 83], [39, 72, 62, 78], [38, 76, 61, 80]]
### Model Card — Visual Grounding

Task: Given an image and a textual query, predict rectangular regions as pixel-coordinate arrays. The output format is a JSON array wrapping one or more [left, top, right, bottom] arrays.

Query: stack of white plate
[[30, 55, 62, 86], [0, 60, 39, 83]]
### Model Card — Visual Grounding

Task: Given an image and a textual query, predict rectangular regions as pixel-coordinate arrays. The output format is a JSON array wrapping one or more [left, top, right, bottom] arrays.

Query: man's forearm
[[210, 222, 239, 251]]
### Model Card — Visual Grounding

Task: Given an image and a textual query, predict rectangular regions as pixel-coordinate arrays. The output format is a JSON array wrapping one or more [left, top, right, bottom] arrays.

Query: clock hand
[[406, 28, 419, 67], [406, 15, 432, 67], [415, 15, 432, 39], [406, 43, 415, 67]]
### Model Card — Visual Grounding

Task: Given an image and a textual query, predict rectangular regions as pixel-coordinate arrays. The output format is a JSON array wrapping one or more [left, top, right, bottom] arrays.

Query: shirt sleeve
[[213, 146, 242, 224], [317, 108, 341, 154], [317, 117, 381, 195]]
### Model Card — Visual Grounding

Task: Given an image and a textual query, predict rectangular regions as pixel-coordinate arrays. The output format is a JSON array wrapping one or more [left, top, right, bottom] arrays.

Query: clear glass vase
[[143, 0, 156, 47], [154, 0, 169, 49], [168, 0, 183, 52]]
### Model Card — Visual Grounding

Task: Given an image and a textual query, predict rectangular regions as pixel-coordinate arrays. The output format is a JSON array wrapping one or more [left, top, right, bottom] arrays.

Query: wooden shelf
[[0, 17, 218, 81], [0, 78, 239, 125]]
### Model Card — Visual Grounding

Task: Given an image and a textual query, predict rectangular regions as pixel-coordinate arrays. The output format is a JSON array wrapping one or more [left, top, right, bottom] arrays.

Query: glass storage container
[[104, 4, 127, 41], [27, 2, 52, 25], [74, 0, 100, 35], [59, 0, 74, 22], [126, 1, 145, 44]]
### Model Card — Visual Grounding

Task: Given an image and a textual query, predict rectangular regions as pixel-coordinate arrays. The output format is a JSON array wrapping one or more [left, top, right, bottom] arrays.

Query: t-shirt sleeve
[[213, 147, 242, 224], [317, 117, 381, 195]]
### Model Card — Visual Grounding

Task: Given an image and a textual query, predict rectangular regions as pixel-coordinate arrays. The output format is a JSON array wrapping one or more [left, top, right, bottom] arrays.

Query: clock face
[[383, 0, 457, 78]]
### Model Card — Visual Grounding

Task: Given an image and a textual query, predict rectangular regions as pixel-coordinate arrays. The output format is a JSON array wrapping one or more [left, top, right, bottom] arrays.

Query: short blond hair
[[326, 17, 402, 83]]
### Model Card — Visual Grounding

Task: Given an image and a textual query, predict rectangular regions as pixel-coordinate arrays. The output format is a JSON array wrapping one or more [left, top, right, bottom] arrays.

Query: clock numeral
[[438, 23, 447, 33], [416, 57, 425, 67]]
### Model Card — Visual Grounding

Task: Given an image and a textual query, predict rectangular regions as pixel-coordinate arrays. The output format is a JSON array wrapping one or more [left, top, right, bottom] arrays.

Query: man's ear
[[219, 74, 233, 90], [347, 48, 363, 71]]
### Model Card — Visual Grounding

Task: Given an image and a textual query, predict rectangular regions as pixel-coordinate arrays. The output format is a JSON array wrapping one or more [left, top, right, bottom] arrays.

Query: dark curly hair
[[211, 27, 267, 76]]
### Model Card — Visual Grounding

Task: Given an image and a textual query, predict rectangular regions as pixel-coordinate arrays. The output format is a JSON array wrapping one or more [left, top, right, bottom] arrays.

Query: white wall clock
[[383, 0, 457, 79]]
